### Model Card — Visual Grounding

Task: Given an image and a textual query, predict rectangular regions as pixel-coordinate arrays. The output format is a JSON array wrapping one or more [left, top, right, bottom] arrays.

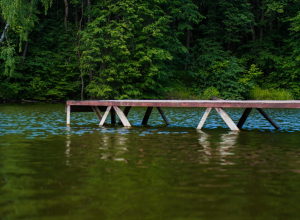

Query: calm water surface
[[1, 103, 300, 219]]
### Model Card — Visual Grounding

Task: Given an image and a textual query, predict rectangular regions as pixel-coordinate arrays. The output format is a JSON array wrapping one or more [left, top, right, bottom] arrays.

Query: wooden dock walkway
[[66, 100, 300, 131]]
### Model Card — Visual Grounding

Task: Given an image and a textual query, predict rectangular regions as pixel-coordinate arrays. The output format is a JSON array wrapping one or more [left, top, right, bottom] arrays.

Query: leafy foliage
[[202, 87, 220, 100], [1, 0, 300, 100]]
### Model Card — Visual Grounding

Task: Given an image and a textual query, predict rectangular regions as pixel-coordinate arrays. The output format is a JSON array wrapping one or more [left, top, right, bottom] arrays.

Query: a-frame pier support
[[92, 106, 104, 122], [142, 107, 170, 125], [142, 107, 153, 125], [256, 108, 280, 129], [118, 107, 131, 125], [215, 108, 239, 131], [197, 108, 239, 131], [237, 108, 280, 129], [157, 107, 170, 125], [197, 108, 212, 130], [237, 108, 252, 128], [99, 106, 112, 126], [99, 106, 131, 127], [113, 106, 131, 127]]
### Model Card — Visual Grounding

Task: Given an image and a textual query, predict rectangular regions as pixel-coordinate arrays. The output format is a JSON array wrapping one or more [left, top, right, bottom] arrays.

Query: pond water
[[1, 103, 300, 220]]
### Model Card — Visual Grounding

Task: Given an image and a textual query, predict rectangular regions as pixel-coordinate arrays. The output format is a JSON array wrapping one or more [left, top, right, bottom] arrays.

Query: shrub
[[202, 87, 220, 99]]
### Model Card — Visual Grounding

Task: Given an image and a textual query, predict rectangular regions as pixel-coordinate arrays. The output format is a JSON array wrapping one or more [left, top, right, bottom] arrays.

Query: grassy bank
[[249, 87, 293, 100], [163, 85, 294, 100]]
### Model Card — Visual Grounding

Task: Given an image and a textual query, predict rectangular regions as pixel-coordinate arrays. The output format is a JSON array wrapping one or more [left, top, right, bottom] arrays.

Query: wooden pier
[[66, 100, 300, 131]]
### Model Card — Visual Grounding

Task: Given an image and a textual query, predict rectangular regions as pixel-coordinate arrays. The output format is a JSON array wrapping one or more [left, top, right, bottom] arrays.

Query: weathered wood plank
[[142, 107, 153, 125], [118, 106, 131, 125], [215, 108, 239, 131], [91, 106, 103, 122], [196, 107, 212, 130], [256, 108, 280, 129], [111, 107, 116, 124], [99, 106, 112, 126], [113, 106, 131, 127], [70, 106, 107, 112], [157, 107, 170, 125], [66, 105, 70, 125], [67, 100, 300, 109], [237, 108, 252, 128]]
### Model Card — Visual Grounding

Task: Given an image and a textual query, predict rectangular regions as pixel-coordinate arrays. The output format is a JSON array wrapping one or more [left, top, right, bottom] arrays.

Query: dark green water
[[1, 103, 300, 220]]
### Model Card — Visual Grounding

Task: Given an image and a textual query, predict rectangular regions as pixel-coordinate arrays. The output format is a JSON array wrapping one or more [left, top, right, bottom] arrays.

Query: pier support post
[[111, 107, 116, 124], [215, 108, 239, 131], [197, 108, 212, 130], [99, 106, 112, 126], [142, 107, 153, 125], [66, 105, 70, 125], [237, 108, 252, 128], [113, 106, 131, 127], [142, 107, 170, 125], [197, 108, 239, 131], [256, 108, 280, 129], [91, 106, 103, 122], [118, 107, 131, 125], [157, 107, 170, 125]]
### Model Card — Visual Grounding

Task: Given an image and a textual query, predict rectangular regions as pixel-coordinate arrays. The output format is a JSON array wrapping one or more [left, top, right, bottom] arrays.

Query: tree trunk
[[0, 22, 9, 47], [249, 22, 257, 55], [74, 5, 79, 24], [87, 0, 94, 83], [260, 9, 264, 41], [277, 18, 280, 49], [81, 71, 84, 100], [269, 12, 273, 33], [63, 0, 69, 33], [245, 32, 249, 42], [77, 47, 85, 101], [184, 29, 191, 71], [80, 0, 84, 30], [87, 0, 91, 23], [57, 0, 59, 19], [78, 0, 84, 100], [22, 40, 29, 66], [249, 23, 256, 42]]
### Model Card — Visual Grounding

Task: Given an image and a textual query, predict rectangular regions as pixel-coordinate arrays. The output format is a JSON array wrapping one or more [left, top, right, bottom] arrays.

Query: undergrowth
[[164, 86, 200, 100], [249, 87, 294, 100]]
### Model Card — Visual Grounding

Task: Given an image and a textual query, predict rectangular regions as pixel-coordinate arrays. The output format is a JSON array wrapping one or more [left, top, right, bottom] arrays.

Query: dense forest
[[1, 0, 300, 101]]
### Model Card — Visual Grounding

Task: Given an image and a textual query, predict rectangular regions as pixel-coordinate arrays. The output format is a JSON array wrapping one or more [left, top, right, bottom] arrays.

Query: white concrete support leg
[[215, 107, 239, 131], [113, 106, 131, 127], [66, 105, 71, 125], [197, 108, 212, 130], [118, 107, 131, 125], [99, 106, 112, 126]]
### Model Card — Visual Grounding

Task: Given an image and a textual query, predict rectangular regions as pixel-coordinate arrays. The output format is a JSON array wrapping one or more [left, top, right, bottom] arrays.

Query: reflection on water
[[1, 103, 300, 219], [98, 133, 129, 161], [65, 132, 71, 165], [198, 131, 238, 165]]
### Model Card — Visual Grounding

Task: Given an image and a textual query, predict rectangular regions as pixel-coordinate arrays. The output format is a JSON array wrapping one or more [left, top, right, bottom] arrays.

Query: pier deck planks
[[67, 100, 300, 109]]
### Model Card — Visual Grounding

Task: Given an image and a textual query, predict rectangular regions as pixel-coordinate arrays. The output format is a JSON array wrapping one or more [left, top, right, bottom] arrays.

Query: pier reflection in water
[[1, 103, 300, 219], [198, 131, 238, 165]]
